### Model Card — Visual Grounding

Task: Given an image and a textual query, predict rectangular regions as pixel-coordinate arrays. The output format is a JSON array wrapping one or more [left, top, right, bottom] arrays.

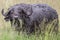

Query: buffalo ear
[[21, 9, 32, 16], [22, 7, 32, 16], [21, 9, 27, 15]]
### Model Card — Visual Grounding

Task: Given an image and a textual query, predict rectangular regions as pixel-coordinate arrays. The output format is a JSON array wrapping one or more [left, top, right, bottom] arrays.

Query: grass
[[0, 28, 60, 40], [0, 19, 60, 40], [0, 0, 60, 40]]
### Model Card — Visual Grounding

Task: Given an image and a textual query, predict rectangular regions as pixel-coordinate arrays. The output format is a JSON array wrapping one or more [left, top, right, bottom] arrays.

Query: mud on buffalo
[[1, 3, 59, 35]]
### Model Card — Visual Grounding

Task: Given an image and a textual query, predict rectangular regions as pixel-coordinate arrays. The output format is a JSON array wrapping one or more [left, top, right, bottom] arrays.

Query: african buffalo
[[1, 3, 59, 34]]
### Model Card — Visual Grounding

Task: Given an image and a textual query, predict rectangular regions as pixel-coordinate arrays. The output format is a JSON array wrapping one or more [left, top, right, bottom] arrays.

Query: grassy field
[[0, 0, 60, 40]]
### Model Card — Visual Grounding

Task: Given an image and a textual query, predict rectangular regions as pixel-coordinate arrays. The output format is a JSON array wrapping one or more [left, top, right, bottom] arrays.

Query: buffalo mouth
[[4, 17, 10, 21]]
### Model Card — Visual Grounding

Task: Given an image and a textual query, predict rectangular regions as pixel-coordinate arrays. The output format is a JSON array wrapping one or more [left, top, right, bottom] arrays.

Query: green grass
[[0, 28, 60, 40]]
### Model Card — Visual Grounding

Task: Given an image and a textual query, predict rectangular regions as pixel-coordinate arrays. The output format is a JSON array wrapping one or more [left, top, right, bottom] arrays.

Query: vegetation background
[[0, 0, 60, 40]]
